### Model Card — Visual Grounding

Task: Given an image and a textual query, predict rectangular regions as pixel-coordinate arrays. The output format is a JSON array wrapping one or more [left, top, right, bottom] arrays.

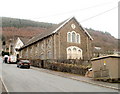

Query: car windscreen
[[20, 60, 30, 63]]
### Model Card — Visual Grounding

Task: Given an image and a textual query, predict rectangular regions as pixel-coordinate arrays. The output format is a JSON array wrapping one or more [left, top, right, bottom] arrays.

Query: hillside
[[1, 17, 118, 54], [86, 28, 118, 54], [1, 17, 54, 28], [2, 27, 47, 40], [1, 17, 54, 40]]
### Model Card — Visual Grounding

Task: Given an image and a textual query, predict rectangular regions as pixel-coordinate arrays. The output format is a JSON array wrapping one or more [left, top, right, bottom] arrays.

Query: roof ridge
[[52, 17, 74, 34]]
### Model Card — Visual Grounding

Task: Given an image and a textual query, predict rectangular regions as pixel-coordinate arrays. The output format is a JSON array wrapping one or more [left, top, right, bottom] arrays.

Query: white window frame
[[67, 32, 71, 42], [67, 46, 82, 59], [72, 31, 76, 43], [67, 31, 81, 44], [77, 48, 83, 59], [66, 48, 72, 59], [76, 33, 80, 43]]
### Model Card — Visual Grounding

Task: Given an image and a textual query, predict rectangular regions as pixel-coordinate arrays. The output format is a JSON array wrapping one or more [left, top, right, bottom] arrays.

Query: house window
[[78, 49, 82, 59], [30, 47, 32, 57], [41, 54, 44, 59], [67, 32, 71, 42], [77, 34, 80, 43], [67, 31, 80, 44], [48, 39, 52, 48], [47, 51, 52, 59], [35, 45, 38, 55], [73, 48, 77, 59], [71, 24, 76, 29], [67, 46, 82, 59], [67, 48, 72, 59], [41, 44, 44, 50], [40, 53, 44, 60], [72, 32, 76, 42], [68, 48, 71, 51]]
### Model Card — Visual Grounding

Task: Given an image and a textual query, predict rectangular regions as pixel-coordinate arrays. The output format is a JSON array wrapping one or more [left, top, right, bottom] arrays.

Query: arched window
[[68, 48, 71, 51], [77, 34, 80, 43], [30, 47, 33, 58], [67, 48, 72, 59], [67, 31, 80, 44], [73, 48, 77, 59], [40, 53, 44, 59], [47, 51, 52, 59], [73, 48, 76, 51], [67, 46, 83, 59], [67, 32, 71, 42], [72, 32, 76, 42], [78, 49, 82, 59]]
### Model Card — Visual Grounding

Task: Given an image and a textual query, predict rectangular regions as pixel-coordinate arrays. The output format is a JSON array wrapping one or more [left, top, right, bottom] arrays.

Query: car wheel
[[19, 65, 22, 68], [28, 66, 30, 69]]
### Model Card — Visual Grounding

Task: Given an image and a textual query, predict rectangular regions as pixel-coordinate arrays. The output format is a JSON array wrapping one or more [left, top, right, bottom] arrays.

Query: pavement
[[0, 78, 2, 93], [31, 66, 120, 90], [0, 56, 7, 93], [0, 78, 7, 93]]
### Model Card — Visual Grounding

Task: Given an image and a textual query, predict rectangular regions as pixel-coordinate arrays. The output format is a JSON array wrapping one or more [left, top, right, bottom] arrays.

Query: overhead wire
[[80, 6, 118, 23], [29, 0, 118, 20]]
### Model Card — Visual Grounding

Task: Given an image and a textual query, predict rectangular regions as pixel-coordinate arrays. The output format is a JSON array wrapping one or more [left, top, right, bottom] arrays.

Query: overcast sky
[[0, 0, 119, 38]]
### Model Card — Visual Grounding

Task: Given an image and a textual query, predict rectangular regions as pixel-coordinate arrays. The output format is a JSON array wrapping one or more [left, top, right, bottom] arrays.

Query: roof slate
[[19, 37, 30, 44], [91, 55, 120, 61]]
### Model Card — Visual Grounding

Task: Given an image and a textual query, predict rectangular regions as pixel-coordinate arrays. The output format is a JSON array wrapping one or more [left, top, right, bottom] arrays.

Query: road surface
[[0, 57, 118, 92]]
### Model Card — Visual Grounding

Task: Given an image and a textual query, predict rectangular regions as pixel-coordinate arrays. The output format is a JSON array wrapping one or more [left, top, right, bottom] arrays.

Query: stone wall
[[20, 36, 54, 60], [56, 18, 92, 60]]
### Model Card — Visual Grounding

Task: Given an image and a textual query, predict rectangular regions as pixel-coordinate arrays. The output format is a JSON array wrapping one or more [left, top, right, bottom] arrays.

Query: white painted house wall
[[14, 37, 24, 56]]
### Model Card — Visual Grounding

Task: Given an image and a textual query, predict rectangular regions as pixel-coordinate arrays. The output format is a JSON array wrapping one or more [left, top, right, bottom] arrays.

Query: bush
[[29, 59, 90, 76], [44, 62, 88, 75]]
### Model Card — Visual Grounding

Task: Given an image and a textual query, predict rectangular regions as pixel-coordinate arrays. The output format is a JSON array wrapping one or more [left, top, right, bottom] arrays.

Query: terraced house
[[19, 17, 93, 61]]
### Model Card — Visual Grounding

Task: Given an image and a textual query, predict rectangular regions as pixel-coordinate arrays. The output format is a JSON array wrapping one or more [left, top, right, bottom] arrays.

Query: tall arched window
[[67, 48, 72, 59], [78, 49, 82, 59], [47, 51, 52, 59], [67, 32, 71, 42], [73, 48, 77, 59], [67, 31, 80, 44], [77, 34, 80, 43], [72, 32, 76, 42]]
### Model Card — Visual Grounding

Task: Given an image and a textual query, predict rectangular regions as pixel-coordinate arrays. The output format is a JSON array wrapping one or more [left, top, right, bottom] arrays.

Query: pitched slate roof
[[19, 37, 30, 45], [91, 55, 120, 61], [19, 17, 93, 50]]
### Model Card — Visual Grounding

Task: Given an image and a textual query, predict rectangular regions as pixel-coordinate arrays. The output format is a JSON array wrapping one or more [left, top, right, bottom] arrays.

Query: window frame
[[67, 32, 71, 42], [67, 31, 81, 44], [67, 46, 83, 59], [76, 33, 80, 43], [72, 31, 76, 43]]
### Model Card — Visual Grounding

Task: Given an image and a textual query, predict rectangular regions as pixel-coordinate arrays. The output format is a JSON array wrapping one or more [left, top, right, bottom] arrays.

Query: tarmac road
[[0, 57, 118, 92]]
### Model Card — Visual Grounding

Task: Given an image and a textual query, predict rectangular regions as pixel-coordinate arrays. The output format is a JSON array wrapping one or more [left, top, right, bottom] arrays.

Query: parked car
[[8, 55, 17, 64], [3, 55, 9, 63], [17, 60, 30, 68]]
